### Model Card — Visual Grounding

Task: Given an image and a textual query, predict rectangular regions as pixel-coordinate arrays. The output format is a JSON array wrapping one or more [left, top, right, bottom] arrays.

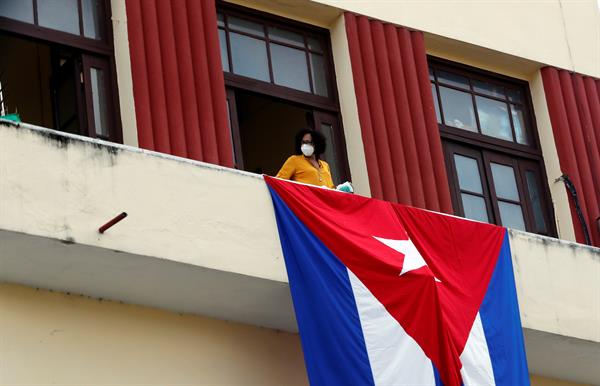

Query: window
[[0, 0, 105, 39], [218, 3, 350, 184], [217, 8, 331, 98], [430, 59, 555, 236], [0, 0, 120, 142]]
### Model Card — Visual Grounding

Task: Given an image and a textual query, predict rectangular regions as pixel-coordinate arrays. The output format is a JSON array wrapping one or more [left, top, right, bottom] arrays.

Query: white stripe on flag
[[460, 313, 496, 386], [348, 269, 435, 386]]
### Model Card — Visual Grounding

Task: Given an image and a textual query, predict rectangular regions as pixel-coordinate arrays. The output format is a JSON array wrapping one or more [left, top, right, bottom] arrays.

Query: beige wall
[[0, 283, 307, 386], [1, 283, 591, 386], [531, 374, 592, 386], [509, 229, 600, 342], [313, 0, 600, 78], [110, 0, 138, 147]]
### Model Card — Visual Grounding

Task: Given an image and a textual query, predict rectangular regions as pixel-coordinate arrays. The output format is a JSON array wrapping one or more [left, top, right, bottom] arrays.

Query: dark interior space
[[235, 89, 312, 176], [0, 32, 84, 133]]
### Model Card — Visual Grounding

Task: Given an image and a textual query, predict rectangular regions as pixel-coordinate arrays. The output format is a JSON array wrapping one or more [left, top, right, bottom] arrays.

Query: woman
[[276, 128, 335, 189]]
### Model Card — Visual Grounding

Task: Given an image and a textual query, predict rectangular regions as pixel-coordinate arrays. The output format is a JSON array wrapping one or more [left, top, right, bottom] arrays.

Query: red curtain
[[126, 0, 233, 167], [541, 67, 600, 246], [344, 13, 452, 214]]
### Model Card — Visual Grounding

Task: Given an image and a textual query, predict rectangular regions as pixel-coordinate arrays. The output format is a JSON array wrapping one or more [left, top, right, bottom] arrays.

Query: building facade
[[0, 0, 599, 385]]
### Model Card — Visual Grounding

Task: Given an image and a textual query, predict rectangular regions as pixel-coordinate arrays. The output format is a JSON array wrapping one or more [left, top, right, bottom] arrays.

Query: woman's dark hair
[[294, 128, 327, 159]]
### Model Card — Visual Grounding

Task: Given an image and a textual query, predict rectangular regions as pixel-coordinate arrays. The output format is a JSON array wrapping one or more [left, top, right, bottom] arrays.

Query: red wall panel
[[126, 0, 233, 167], [542, 67, 600, 246], [345, 13, 453, 214]]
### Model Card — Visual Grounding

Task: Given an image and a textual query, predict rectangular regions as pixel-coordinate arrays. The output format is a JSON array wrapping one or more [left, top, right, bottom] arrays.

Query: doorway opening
[[218, 2, 350, 185], [228, 88, 347, 184], [233, 89, 310, 176]]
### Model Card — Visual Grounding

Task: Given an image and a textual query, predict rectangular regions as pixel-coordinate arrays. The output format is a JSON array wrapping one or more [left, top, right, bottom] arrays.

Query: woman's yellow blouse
[[276, 155, 335, 189]]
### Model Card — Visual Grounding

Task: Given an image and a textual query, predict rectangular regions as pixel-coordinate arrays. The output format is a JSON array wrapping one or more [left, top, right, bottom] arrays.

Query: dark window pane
[[0, 0, 34, 23], [268, 27, 304, 47], [310, 53, 328, 97], [454, 154, 483, 194], [491, 163, 519, 201], [271, 43, 310, 92], [217, 12, 225, 27], [230, 32, 269, 81], [526, 170, 547, 232], [82, 0, 102, 39], [473, 79, 505, 99], [90, 67, 109, 137], [507, 88, 523, 103], [511, 104, 529, 145], [498, 201, 526, 231], [437, 70, 469, 89], [38, 0, 80, 35], [439, 86, 477, 131], [228, 16, 265, 37], [218, 29, 230, 72], [431, 83, 441, 124], [461, 193, 489, 223], [429, 67, 434, 81], [320, 123, 339, 184], [307, 37, 323, 53], [476, 96, 513, 141]]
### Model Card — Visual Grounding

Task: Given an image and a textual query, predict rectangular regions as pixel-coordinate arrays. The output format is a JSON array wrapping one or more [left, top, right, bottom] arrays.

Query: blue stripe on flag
[[268, 186, 375, 386], [432, 363, 444, 386], [479, 232, 530, 385]]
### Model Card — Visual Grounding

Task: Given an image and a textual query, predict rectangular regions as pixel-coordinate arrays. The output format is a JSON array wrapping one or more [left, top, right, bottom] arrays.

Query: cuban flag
[[265, 176, 529, 386]]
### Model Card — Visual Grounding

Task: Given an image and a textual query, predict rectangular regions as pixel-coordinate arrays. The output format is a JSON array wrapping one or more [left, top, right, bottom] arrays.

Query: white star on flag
[[374, 236, 441, 282]]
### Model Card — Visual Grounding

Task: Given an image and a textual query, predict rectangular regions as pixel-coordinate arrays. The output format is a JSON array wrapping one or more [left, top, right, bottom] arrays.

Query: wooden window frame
[[217, 1, 340, 111], [0, 0, 122, 143], [431, 57, 557, 237], [219, 2, 351, 184]]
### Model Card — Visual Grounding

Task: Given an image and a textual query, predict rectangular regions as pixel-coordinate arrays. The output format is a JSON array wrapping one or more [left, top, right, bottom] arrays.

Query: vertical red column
[[125, 0, 234, 166], [344, 13, 453, 214], [542, 67, 600, 247]]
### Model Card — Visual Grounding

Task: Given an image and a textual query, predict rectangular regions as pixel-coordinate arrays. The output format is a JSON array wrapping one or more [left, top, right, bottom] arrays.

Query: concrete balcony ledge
[[1, 121, 599, 384]]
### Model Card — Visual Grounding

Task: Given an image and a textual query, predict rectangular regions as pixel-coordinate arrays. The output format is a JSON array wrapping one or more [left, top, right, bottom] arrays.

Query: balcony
[[0, 120, 598, 384]]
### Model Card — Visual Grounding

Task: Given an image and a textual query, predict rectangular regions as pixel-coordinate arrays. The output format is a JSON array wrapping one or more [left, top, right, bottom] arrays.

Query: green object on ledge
[[0, 113, 21, 123]]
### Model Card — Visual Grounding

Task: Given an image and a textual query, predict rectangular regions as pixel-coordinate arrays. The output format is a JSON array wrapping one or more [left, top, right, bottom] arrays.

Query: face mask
[[301, 144, 315, 157]]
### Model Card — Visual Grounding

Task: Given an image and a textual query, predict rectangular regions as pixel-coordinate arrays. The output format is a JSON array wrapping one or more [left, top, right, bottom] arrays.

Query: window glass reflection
[[437, 70, 469, 90], [454, 154, 483, 194], [230, 32, 269, 82], [82, 0, 102, 39], [218, 29, 230, 72], [498, 201, 526, 230], [90, 67, 109, 137], [511, 104, 529, 145], [269, 27, 304, 47], [228, 16, 265, 37], [38, 0, 80, 35], [526, 170, 547, 232], [461, 193, 489, 223], [0, 0, 34, 23], [439, 86, 477, 131], [307, 37, 323, 53], [310, 53, 328, 97], [473, 79, 505, 98], [271, 44, 310, 92], [476, 96, 513, 141], [491, 163, 520, 201]]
